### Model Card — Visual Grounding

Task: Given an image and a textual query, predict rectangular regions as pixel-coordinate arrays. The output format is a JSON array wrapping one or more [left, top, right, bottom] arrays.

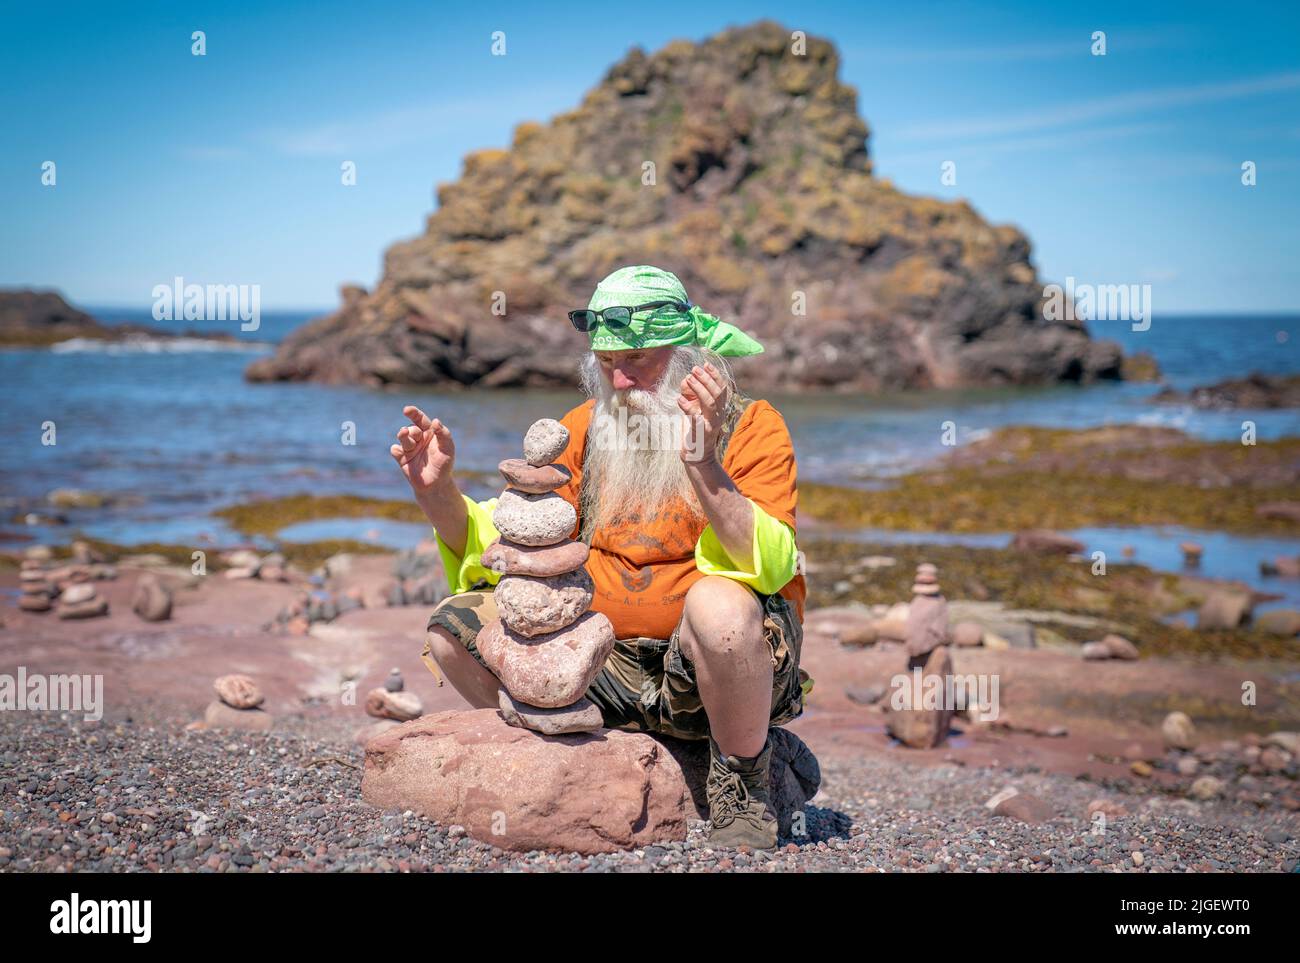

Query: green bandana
[[584, 265, 764, 356]]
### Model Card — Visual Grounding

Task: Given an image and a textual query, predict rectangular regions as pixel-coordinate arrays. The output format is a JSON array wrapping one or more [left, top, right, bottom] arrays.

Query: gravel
[[1, 708, 1296, 873]]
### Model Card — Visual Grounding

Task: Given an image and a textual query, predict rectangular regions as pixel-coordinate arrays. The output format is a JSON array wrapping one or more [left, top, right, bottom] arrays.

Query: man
[[391, 265, 808, 850]]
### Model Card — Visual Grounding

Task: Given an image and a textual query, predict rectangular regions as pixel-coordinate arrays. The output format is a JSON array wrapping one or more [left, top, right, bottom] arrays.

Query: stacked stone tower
[[904, 562, 949, 672], [478, 419, 615, 735]]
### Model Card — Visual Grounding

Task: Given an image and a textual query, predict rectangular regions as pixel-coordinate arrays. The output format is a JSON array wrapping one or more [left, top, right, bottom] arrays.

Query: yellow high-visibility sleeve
[[434, 494, 502, 594], [694, 499, 798, 595]]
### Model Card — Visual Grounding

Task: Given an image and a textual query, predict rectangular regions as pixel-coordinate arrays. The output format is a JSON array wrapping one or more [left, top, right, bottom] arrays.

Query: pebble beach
[[3, 706, 1295, 873]]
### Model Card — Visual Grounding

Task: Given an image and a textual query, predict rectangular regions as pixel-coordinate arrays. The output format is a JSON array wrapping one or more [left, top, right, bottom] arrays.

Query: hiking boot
[[705, 731, 778, 850]]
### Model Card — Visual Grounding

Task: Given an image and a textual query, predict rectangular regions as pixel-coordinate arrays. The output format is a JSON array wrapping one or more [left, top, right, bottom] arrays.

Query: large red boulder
[[361, 709, 820, 853]]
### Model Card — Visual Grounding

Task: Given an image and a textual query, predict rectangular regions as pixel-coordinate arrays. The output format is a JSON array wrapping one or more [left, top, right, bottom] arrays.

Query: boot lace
[[709, 765, 763, 829]]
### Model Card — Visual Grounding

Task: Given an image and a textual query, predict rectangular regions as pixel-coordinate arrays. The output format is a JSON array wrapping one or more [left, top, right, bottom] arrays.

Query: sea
[[1, 311, 1297, 606]]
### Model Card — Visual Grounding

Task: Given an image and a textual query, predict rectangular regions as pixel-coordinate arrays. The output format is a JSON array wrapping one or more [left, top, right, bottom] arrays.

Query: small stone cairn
[[365, 668, 422, 721], [904, 562, 948, 671], [886, 563, 955, 749], [202, 674, 273, 731], [478, 419, 614, 735], [18, 543, 115, 618]]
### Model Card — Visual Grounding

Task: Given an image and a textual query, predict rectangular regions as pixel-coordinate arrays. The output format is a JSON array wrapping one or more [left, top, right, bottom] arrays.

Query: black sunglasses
[[568, 299, 690, 332]]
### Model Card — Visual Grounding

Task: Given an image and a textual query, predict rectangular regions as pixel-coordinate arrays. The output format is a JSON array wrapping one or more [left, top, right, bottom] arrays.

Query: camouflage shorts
[[424, 585, 807, 741]]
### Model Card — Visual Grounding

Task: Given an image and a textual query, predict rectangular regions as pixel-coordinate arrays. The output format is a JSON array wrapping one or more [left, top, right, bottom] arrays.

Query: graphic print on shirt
[[618, 562, 654, 593]]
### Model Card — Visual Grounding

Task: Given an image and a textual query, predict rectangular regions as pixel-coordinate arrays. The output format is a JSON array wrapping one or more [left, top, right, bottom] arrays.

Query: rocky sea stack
[[247, 20, 1123, 392], [0, 289, 246, 347]]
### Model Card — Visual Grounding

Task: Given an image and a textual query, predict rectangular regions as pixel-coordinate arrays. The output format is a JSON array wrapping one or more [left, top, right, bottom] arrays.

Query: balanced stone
[[883, 645, 955, 748], [906, 589, 949, 659], [1100, 633, 1139, 660], [1198, 590, 1251, 630], [523, 419, 569, 467], [1081, 641, 1111, 660], [1162, 711, 1196, 750], [481, 538, 588, 577], [366, 687, 422, 721], [131, 575, 172, 622], [493, 490, 576, 547], [19, 594, 52, 612], [498, 688, 604, 735], [477, 611, 615, 708], [499, 459, 571, 494], [214, 674, 264, 709], [61, 583, 97, 605], [911, 562, 941, 597], [57, 597, 108, 620], [496, 569, 594, 637]]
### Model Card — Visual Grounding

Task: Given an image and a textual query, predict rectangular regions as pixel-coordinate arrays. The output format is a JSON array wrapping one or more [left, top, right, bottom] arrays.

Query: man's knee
[[424, 624, 489, 675], [425, 624, 463, 658], [680, 576, 764, 661]]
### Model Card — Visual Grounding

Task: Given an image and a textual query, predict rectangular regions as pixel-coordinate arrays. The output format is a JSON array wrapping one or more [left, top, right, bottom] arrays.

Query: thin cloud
[[261, 85, 574, 157], [1141, 268, 1181, 283], [881, 40, 1085, 63], [177, 145, 248, 160], [844, 28, 1185, 65], [884, 121, 1170, 166], [263, 99, 497, 156], [1071, 152, 1300, 178], [896, 71, 1300, 142]]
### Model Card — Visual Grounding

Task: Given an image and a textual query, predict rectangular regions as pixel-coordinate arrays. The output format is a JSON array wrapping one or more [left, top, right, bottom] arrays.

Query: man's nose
[[611, 368, 637, 391]]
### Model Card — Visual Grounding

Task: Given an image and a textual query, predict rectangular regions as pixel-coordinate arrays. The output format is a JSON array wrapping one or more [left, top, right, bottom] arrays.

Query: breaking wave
[[49, 336, 269, 355]]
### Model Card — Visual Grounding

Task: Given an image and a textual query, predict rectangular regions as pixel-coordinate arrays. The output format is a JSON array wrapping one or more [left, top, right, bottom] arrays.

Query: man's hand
[[390, 405, 456, 496], [677, 363, 754, 570], [677, 362, 730, 463], [391, 405, 469, 556]]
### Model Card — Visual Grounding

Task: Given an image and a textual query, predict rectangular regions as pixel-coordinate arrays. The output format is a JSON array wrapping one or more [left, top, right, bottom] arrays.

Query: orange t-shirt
[[552, 398, 806, 640]]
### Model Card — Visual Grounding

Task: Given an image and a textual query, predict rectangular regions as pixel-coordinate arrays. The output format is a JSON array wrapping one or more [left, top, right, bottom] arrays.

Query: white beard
[[578, 347, 722, 541]]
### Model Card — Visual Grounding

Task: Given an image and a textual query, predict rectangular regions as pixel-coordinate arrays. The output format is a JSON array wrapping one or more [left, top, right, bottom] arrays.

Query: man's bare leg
[[424, 626, 502, 709], [677, 575, 772, 758]]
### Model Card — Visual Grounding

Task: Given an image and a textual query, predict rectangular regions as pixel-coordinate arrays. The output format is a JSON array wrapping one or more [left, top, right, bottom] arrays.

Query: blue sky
[[2, 0, 1298, 312]]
